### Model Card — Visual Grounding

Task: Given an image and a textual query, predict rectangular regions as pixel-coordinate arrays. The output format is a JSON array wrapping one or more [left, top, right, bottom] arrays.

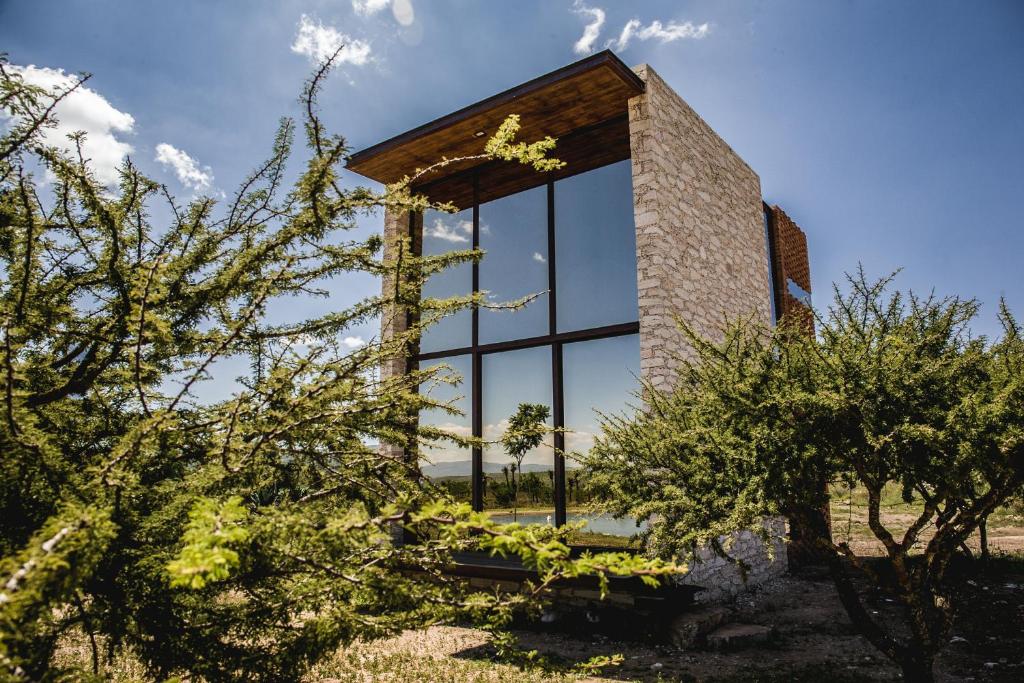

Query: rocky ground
[[308, 555, 1024, 682]]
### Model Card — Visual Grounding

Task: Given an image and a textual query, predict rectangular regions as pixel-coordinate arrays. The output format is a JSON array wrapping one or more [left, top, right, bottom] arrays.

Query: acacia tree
[[500, 403, 550, 521], [586, 271, 1024, 681], [0, 55, 675, 682]]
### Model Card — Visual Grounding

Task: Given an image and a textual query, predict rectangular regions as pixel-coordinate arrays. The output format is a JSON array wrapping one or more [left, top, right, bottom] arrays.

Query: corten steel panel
[[767, 205, 814, 332], [346, 51, 644, 189]]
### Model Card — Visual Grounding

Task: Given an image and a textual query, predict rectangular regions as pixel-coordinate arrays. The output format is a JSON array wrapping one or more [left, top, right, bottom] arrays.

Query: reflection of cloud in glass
[[479, 184, 548, 343], [563, 334, 640, 466], [418, 355, 471, 469], [421, 208, 473, 353], [424, 216, 472, 243]]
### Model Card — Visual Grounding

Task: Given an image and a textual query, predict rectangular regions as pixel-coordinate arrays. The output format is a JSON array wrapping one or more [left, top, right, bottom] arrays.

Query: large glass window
[[417, 355, 473, 504], [479, 184, 548, 344], [420, 208, 473, 353], [413, 158, 639, 535], [481, 346, 554, 519], [562, 334, 640, 462], [555, 160, 638, 332]]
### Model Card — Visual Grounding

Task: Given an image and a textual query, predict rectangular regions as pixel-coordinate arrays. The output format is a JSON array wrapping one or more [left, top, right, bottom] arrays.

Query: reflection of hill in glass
[[420, 459, 555, 479]]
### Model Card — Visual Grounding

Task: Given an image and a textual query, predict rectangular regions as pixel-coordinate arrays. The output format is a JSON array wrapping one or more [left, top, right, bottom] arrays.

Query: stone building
[[347, 51, 811, 595]]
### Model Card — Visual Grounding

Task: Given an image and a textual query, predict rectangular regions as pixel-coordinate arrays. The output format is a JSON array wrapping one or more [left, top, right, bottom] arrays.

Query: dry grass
[[306, 627, 579, 682], [829, 483, 1024, 556], [48, 488, 1024, 681]]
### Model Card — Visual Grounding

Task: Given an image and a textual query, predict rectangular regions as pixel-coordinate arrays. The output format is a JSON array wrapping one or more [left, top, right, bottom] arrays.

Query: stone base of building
[[677, 517, 789, 604]]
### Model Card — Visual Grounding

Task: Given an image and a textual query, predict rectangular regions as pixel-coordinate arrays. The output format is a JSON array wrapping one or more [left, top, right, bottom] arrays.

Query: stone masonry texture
[[628, 65, 773, 393], [379, 207, 418, 462], [679, 517, 790, 603]]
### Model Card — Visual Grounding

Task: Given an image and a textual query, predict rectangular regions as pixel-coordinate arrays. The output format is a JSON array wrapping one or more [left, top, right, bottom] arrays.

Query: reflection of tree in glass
[[500, 403, 550, 521]]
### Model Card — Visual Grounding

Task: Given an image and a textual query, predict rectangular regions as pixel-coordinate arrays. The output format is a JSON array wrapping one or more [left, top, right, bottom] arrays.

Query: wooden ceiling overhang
[[345, 50, 645, 208]]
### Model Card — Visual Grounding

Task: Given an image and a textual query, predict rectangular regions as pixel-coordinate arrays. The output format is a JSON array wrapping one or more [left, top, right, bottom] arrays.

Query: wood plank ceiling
[[345, 51, 644, 207]]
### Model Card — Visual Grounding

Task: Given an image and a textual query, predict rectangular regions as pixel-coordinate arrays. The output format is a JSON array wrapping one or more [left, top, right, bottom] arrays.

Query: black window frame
[[411, 162, 639, 527]]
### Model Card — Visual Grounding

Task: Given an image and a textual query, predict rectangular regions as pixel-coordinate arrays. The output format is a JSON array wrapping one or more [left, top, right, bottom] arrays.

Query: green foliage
[[0, 52, 676, 683], [587, 269, 1024, 680], [484, 115, 566, 173], [499, 403, 550, 521], [501, 403, 551, 459], [166, 497, 250, 589]]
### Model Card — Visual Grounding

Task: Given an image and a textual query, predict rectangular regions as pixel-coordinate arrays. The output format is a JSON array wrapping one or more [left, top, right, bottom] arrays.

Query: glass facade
[[562, 334, 640, 461], [555, 160, 638, 331], [417, 354, 473, 503], [420, 207, 473, 353], [479, 185, 549, 344], [414, 159, 639, 534]]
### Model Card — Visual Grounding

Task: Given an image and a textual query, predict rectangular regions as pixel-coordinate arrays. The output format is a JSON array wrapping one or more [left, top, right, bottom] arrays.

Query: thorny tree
[[0, 53, 676, 682], [586, 271, 1024, 681]]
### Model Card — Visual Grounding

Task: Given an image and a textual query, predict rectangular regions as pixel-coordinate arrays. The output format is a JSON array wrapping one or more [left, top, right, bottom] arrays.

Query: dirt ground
[[314, 557, 1024, 683]]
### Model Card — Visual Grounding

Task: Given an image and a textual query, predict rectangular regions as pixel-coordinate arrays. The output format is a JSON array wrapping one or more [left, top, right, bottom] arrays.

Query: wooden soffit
[[345, 51, 645, 192]]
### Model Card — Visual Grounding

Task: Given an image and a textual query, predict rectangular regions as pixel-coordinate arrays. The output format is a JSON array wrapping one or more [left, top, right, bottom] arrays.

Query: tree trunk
[[787, 501, 833, 567], [899, 654, 936, 682], [979, 517, 989, 563]]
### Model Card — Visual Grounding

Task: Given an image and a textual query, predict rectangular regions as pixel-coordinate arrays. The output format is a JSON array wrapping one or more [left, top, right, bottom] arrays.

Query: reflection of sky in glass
[[482, 346, 553, 468], [479, 184, 548, 344], [420, 208, 472, 353], [417, 354, 471, 468], [555, 160, 638, 331], [787, 278, 812, 307], [563, 334, 640, 466]]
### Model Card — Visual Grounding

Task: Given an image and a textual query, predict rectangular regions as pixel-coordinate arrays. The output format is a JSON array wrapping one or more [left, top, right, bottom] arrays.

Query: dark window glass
[[420, 208, 473, 353], [479, 185, 549, 344], [481, 346, 554, 521], [562, 333, 641, 540], [418, 354, 472, 503], [554, 160, 638, 332], [763, 208, 778, 325]]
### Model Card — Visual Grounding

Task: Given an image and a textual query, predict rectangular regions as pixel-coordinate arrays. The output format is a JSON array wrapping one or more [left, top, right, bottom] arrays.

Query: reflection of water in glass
[[488, 512, 646, 537]]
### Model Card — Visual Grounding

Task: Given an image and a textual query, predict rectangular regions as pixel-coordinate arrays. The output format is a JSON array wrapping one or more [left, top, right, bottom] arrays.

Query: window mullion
[[471, 172, 483, 511]]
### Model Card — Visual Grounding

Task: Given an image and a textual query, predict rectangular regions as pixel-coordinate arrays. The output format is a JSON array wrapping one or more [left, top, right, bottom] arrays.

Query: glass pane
[[555, 160, 638, 332], [562, 334, 642, 544], [420, 208, 473, 354], [479, 185, 549, 344], [418, 354, 472, 504], [481, 346, 554, 522]]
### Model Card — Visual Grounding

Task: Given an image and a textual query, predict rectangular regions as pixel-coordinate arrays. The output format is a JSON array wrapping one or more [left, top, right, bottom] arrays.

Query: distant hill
[[421, 460, 554, 479]]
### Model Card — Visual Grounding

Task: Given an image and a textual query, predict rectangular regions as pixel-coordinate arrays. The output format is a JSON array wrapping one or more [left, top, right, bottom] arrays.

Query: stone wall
[[379, 207, 419, 462], [626, 68, 787, 600], [679, 517, 789, 603], [628, 65, 773, 393]]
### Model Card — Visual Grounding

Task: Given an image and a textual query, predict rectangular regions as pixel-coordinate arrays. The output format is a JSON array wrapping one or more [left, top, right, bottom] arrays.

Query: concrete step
[[668, 606, 732, 649]]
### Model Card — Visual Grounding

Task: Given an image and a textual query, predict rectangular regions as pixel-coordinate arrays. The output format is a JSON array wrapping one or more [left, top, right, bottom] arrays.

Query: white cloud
[[607, 19, 710, 52], [5, 64, 134, 188], [154, 142, 213, 191], [424, 217, 472, 243], [291, 14, 372, 66], [341, 335, 366, 349], [352, 0, 414, 26], [352, 0, 390, 16], [572, 0, 606, 55], [532, 252, 546, 264]]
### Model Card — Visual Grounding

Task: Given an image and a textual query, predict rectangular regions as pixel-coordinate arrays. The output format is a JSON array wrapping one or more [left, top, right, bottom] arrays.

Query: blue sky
[[2, 0, 1022, 343]]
